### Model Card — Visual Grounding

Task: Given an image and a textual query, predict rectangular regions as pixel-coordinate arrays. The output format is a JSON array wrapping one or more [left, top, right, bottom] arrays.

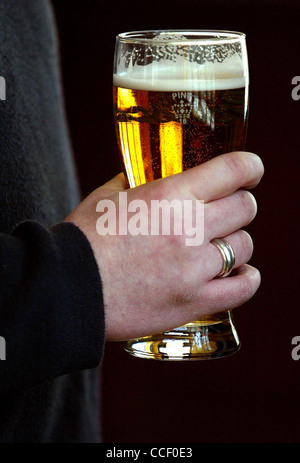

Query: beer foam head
[[114, 55, 247, 91]]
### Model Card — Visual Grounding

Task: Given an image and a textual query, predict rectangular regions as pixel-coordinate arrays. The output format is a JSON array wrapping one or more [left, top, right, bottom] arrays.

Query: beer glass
[[113, 30, 249, 360]]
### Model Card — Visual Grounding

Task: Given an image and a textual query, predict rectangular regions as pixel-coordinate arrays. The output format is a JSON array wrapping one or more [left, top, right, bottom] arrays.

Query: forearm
[[0, 221, 105, 393]]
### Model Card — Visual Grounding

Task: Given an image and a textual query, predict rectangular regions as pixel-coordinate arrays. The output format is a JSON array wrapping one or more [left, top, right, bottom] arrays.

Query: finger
[[197, 264, 261, 316], [204, 230, 254, 280], [169, 151, 264, 202], [204, 189, 257, 240]]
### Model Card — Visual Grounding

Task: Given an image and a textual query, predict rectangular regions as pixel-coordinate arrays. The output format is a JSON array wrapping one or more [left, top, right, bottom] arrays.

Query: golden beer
[[113, 82, 247, 187]]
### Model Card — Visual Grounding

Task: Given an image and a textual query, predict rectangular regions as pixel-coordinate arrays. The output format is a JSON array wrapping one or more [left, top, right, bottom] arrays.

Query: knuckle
[[225, 152, 250, 180]]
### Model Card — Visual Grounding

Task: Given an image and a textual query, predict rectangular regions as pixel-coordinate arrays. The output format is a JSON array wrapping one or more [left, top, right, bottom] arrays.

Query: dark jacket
[[0, 0, 105, 442]]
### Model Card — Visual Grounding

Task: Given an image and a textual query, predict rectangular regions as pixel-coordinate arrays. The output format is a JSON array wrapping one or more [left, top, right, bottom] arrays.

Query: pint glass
[[113, 30, 249, 360]]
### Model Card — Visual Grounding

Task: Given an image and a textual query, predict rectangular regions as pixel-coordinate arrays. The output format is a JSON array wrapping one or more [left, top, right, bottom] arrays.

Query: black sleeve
[[0, 220, 105, 393]]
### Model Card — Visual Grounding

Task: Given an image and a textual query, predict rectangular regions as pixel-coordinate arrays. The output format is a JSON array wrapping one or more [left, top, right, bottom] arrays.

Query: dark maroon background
[[52, 0, 299, 442]]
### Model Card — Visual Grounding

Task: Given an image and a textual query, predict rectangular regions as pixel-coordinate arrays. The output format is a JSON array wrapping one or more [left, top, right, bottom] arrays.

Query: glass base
[[124, 311, 240, 360]]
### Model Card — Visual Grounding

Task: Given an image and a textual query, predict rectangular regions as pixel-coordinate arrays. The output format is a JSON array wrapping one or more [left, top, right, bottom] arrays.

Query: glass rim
[[116, 30, 246, 45]]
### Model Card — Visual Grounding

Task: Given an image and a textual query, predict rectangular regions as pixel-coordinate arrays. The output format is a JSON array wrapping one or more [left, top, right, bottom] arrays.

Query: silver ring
[[211, 238, 235, 278]]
